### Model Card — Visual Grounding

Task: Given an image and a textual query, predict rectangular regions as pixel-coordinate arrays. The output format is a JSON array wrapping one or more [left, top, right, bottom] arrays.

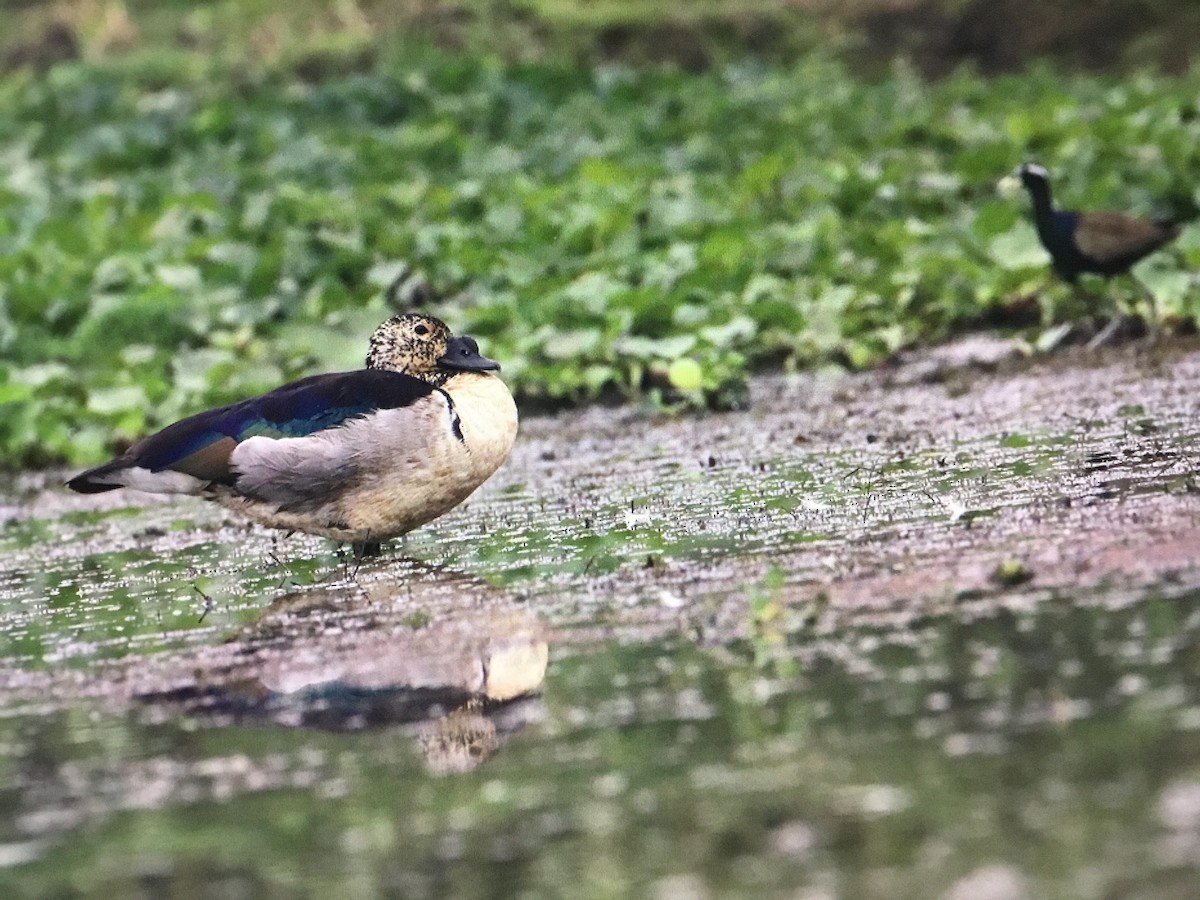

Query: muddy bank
[[4, 335, 1200, 689]]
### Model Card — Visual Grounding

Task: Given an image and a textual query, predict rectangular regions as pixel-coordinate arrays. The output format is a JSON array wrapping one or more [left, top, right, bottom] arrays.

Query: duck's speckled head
[[366, 313, 500, 385]]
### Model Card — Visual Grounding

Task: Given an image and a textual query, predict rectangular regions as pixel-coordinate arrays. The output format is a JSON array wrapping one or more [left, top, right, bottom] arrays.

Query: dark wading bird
[[68, 314, 518, 557], [1016, 162, 1182, 344]]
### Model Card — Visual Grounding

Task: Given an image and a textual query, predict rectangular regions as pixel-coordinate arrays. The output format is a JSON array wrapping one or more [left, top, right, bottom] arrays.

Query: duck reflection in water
[[136, 559, 549, 774]]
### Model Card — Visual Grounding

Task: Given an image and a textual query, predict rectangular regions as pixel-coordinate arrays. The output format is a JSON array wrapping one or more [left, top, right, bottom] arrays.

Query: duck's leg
[[344, 538, 384, 579], [352, 540, 384, 559], [268, 531, 294, 568]]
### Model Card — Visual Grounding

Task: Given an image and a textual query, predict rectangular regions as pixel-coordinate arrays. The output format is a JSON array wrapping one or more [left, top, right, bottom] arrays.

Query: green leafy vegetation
[[1, 32, 1200, 467]]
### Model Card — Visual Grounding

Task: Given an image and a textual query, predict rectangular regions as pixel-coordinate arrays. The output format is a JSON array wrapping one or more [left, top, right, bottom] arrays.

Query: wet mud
[[3, 336, 1200, 898]]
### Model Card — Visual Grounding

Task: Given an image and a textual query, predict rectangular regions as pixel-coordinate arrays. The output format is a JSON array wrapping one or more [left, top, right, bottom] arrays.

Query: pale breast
[[443, 371, 519, 486], [339, 373, 516, 538]]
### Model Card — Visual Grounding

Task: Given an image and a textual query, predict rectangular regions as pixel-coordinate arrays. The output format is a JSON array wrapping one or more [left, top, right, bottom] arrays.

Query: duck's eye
[[414, 324, 429, 336]]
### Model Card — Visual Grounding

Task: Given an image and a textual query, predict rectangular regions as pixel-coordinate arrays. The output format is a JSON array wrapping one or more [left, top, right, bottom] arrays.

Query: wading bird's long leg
[[1129, 274, 1161, 343]]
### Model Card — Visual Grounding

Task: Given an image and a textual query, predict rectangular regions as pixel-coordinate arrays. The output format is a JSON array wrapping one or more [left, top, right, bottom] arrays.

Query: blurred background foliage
[[1, 0, 1199, 467], [6, 0, 1200, 76]]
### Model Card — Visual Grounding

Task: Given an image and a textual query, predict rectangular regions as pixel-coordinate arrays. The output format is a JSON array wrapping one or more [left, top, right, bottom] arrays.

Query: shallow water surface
[[3, 342, 1200, 898]]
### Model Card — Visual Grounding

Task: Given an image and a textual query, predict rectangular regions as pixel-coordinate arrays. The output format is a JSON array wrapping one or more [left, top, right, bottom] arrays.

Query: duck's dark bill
[[439, 336, 501, 372]]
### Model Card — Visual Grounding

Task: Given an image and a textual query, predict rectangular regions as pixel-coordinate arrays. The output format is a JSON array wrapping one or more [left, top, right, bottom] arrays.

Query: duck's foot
[[193, 584, 216, 623]]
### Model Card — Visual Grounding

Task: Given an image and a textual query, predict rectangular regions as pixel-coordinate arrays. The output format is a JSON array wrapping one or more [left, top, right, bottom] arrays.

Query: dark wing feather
[[1074, 211, 1179, 269], [70, 370, 435, 490]]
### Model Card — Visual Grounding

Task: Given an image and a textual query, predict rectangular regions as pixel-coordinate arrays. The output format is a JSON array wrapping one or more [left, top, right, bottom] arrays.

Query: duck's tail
[[66, 458, 205, 495], [66, 460, 128, 493]]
